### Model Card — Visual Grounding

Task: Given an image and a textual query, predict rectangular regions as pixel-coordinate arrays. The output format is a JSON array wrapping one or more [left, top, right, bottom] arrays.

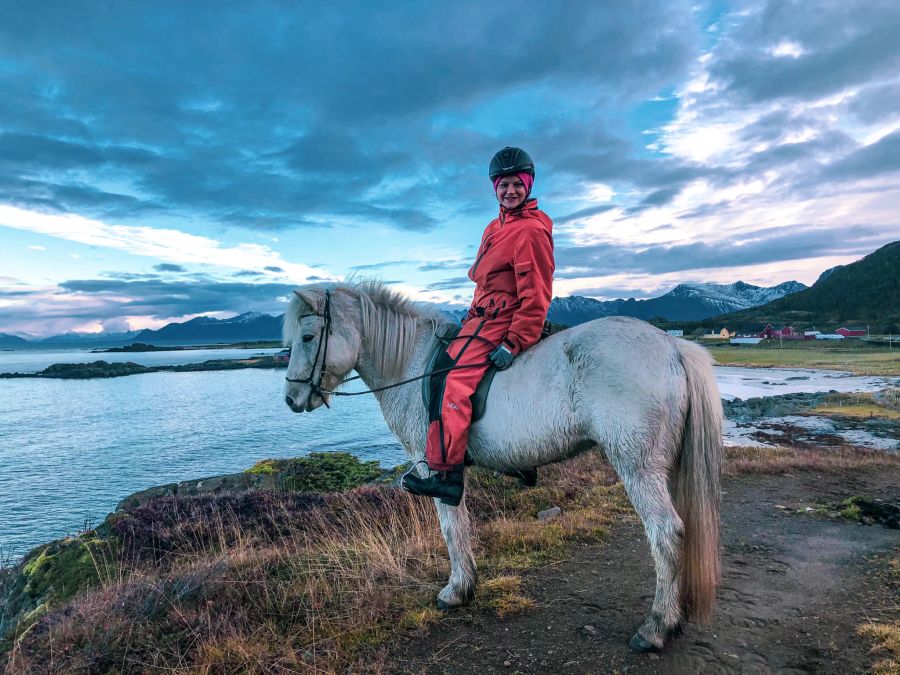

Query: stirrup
[[400, 463, 464, 507]]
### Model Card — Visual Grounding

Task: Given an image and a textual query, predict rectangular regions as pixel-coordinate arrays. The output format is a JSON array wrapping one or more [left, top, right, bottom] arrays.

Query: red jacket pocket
[[514, 260, 534, 298]]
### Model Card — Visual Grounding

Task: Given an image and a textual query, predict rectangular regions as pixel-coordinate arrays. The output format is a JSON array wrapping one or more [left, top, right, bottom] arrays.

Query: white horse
[[282, 281, 723, 652]]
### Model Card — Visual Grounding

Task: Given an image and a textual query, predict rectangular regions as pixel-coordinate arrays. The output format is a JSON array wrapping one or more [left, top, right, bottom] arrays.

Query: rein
[[284, 294, 491, 400]]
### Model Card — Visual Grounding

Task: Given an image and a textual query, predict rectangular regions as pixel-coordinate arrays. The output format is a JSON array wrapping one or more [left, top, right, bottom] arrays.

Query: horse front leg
[[434, 497, 477, 609]]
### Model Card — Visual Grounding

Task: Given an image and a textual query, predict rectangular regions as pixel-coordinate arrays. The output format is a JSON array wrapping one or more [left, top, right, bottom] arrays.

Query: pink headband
[[493, 172, 534, 195]]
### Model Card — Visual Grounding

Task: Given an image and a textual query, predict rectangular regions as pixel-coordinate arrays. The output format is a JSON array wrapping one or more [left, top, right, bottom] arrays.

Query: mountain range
[[547, 280, 806, 326], [671, 241, 899, 333], [0, 280, 808, 348]]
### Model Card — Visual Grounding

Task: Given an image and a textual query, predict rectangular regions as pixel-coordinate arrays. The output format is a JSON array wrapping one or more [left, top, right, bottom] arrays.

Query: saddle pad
[[422, 325, 497, 423]]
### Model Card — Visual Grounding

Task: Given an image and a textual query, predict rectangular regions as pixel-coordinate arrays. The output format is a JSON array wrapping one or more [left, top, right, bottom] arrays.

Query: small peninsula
[[0, 355, 287, 379]]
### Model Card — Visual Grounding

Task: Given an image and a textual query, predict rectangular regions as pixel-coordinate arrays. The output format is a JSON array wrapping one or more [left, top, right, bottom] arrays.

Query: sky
[[1, 1, 898, 337]]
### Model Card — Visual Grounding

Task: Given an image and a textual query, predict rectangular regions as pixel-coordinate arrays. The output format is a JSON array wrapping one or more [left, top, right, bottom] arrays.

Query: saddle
[[421, 321, 563, 486], [421, 320, 563, 423]]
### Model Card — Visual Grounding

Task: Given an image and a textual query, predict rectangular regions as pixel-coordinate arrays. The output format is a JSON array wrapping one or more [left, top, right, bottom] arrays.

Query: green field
[[706, 340, 900, 376]]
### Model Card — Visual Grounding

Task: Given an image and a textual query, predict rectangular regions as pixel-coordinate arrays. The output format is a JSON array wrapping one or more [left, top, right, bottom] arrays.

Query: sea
[[1, 348, 896, 562]]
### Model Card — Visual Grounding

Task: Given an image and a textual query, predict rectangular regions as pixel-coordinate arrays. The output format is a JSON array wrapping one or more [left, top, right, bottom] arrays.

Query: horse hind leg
[[619, 469, 686, 652]]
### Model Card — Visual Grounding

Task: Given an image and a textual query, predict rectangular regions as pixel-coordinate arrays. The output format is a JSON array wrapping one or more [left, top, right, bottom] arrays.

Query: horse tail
[[672, 339, 723, 624]]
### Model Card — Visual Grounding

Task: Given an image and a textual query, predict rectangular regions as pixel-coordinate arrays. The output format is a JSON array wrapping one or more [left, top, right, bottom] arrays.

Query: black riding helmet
[[489, 146, 535, 180]]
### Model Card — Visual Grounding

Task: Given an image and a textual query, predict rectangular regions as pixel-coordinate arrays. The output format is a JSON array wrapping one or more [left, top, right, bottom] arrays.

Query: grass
[[858, 552, 900, 675], [3, 446, 897, 672], [724, 445, 900, 476], [708, 342, 900, 375], [809, 390, 900, 419], [1, 452, 625, 673], [858, 621, 900, 675]]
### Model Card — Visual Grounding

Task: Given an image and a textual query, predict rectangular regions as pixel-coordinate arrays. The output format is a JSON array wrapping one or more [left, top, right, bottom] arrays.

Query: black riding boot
[[401, 466, 465, 507]]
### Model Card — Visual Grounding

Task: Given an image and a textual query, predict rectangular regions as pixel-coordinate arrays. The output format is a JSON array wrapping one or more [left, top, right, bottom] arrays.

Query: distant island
[[92, 340, 281, 353], [0, 355, 287, 379]]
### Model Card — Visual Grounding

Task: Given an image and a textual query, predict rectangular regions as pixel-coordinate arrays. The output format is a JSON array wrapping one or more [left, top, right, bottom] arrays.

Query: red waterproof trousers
[[425, 198, 554, 471]]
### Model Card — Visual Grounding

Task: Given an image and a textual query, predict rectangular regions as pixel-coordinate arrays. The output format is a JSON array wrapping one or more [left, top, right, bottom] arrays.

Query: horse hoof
[[628, 632, 661, 653], [436, 598, 453, 611]]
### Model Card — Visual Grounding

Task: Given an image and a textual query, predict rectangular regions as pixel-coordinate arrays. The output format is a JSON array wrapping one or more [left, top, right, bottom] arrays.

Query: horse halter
[[285, 289, 333, 409], [284, 289, 493, 403]]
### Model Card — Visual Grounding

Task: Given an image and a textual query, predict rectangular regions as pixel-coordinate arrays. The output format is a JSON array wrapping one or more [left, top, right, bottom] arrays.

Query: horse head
[[282, 285, 361, 413]]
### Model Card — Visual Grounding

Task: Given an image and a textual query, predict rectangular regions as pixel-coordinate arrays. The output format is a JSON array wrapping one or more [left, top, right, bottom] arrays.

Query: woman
[[402, 146, 555, 506]]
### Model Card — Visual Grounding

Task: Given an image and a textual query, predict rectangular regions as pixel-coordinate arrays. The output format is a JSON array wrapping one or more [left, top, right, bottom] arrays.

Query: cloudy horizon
[[1, 1, 899, 337]]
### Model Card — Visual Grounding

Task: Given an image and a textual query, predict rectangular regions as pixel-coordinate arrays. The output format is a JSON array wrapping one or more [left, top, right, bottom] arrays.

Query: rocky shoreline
[[0, 355, 286, 379], [724, 389, 899, 451]]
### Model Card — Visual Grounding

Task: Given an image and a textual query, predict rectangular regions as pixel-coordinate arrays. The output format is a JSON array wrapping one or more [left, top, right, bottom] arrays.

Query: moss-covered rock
[[247, 452, 386, 493], [1, 533, 119, 640]]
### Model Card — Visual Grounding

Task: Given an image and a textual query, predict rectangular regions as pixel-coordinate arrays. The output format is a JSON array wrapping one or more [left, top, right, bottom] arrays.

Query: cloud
[[0, 205, 327, 281], [349, 260, 411, 271], [425, 277, 474, 291], [709, 3, 900, 105], [154, 263, 185, 272], [0, 1, 704, 233], [0, 278, 303, 336], [555, 224, 890, 277], [416, 260, 470, 272], [0, 2, 898, 317], [819, 131, 900, 182]]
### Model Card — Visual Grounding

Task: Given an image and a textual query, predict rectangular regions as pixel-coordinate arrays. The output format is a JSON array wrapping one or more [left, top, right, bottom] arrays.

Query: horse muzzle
[[284, 390, 329, 413]]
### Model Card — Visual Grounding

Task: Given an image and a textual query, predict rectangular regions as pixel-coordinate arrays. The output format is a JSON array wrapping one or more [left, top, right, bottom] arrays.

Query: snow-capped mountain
[[547, 280, 807, 325], [225, 311, 269, 324], [131, 312, 283, 343], [1, 280, 807, 348]]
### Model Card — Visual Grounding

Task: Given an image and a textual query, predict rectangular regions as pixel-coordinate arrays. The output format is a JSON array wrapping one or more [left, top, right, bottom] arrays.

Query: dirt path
[[391, 470, 898, 674]]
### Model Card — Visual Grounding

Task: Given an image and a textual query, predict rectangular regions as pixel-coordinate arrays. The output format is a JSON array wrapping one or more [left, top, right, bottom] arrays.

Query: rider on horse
[[402, 147, 555, 506]]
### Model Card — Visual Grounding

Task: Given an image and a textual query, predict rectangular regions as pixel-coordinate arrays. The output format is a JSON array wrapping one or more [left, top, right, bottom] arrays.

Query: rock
[[116, 471, 277, 511], [537, 506, 562, 520], [583, 624, 597, 635]]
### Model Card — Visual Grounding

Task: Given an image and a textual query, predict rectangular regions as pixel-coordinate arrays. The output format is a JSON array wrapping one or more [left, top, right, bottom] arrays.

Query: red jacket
[[466, 198, 554, 354]]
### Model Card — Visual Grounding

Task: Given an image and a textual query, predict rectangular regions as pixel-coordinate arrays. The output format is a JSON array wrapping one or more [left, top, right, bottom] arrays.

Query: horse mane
[[283, 279, 444, 381]]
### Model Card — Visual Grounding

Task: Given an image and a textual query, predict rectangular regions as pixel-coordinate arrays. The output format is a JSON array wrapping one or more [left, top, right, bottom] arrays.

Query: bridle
[[284, 289, 493, 406], [285, 289, 334, 409]]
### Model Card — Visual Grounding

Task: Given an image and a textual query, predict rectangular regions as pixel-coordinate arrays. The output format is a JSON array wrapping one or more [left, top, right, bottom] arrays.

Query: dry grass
[[811, 391, 900, 419], [724, 445, 900, 476], [710, 344, 900, 375], [479, 575, 536, 618], [858, 621, 900, 675], [1, 452, 626, 673], [4, 444, 897, 672]]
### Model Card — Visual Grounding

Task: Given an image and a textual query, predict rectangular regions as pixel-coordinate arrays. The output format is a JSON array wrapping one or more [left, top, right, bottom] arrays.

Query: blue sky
[[1, 0, 898, 336]]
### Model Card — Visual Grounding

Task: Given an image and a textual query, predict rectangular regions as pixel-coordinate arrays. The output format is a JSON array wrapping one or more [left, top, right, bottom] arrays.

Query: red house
[[776, 325, 806, 339], [835, 327, 867, 337]]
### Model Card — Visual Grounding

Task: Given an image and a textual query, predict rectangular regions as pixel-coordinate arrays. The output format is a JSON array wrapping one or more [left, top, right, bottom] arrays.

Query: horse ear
[[293, 289, 323, 313]]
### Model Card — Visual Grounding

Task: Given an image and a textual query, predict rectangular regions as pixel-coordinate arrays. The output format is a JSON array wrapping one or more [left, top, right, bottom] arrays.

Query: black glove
[[488, 343, 515, 370]]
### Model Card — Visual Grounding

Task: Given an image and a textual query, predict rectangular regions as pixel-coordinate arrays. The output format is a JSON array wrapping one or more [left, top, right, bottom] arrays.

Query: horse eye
[[302, 335, 315, 343]]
